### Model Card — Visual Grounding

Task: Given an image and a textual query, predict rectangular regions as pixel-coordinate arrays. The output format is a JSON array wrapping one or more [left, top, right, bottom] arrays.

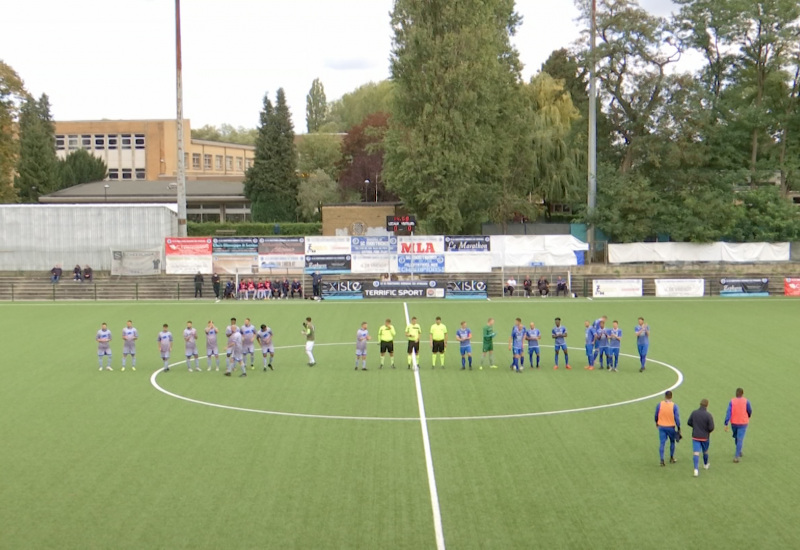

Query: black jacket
[[687, 407, 715, 440]]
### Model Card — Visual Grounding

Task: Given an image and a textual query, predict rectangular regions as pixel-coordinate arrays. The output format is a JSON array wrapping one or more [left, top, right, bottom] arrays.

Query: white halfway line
[[404, 301, 446, 550]]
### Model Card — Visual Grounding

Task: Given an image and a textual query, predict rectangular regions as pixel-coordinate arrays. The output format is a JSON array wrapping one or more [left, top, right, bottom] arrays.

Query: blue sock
[[528, 352, 534, 366], [703, 453, 708, 465], [554, 353, 559, 366], [468, 356, 472, 367], [693, 454, 699, 470], [536, 353, 540, 367], [461, 356, 466, 367], [565, 352, 569, 365]]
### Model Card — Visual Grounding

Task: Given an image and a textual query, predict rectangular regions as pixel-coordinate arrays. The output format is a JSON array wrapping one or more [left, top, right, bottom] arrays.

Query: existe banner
[[654, 279, 705, 298], [720, 278, 769, 297], [363, 280, 445, 299], [592, 279, 643, 298], [321, 280, 363, 300], [446, 280, 488, 300], [111, 250, 162, 276], [785, 278, 800, 297], [165, 237, 213, 274]]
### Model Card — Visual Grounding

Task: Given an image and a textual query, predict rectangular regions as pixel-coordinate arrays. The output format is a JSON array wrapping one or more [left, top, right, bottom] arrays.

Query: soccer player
[[184, 321, 200, 372], [595, 319, 610, 370], [687, 398, 715, 477], [592, 315, 607, 366], [96, 322, 113, 371], [405, 316, 422, 370], [508, 318, 525, 372], [225, 325, 246, 377], [157, 324, 173, 372], [525, 322, 541, 369], [481, 318, 497, 369], [355, 322, 370, 371], [583, 320, 597, 370], [205, 320, 220, 371], [430, 316, 447, 369], [655, 390, 681, 466], [241, 318, 257, 369], [552, 317, 570, 369], [378, 318, 396, 369], [225, 317, 237, 370], [302, 317, 316, 366], [121, 320, 138, 371], [724, 388, 752, 463], [456, 321, 473, 370], [257, 324, 275, 371], [635, 317, 650, 372], [608, 320, 622, 371]]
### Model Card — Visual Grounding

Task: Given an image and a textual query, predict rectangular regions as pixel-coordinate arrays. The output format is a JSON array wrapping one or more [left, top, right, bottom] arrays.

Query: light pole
[[30, 186, 37, 203], [175, 0, 188, 236], [104, 184, 109, 203], [364, 179, 370, 203]]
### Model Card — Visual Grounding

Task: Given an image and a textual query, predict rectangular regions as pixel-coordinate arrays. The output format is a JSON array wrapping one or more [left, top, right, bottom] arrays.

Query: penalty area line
[[404, 301, 446, 550]]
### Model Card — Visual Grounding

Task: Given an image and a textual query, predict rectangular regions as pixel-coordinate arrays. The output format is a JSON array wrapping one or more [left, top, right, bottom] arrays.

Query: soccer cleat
[[391, 365, 395, 369], [490, 365, 498, 369], [639, 367, 645, 373], [268, 364, 273, 370], [598, 365, 604, 370], [309, 362, 316, 367], [224, 372, 231, 376], [99, 367, 103, 371], [264, 367, 267, 372], [565, 365, 572, 370], [164, 367, 170, 372], [131, 367, 136, 371], [354, 366, 358, 370], [553, 365, 559, 370], [660, 460, 665, 467], [733, 458, 740, 463], [361, 367, 368, 371], [188, 368, 193, 372], [105, 366, 112, 371], [704, 463, 710, 470], [239, 373, 247, 377], [670, 457, 677, 464], [693, 469, 699, 477], [121, 367, 126, 372], [215, 367, 219, 371], [461, 366, 466, 370]]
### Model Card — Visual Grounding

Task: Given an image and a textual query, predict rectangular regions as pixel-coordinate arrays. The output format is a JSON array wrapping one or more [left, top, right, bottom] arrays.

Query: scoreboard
[[386, 215, 417, 232]]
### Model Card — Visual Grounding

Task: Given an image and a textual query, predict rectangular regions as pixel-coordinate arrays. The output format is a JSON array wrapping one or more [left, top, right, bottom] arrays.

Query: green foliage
[[296, 170, 341, 222], [297, 133, 341, 181], [0, 60, 26, 203], [586, 164, 660, 242], [191, 123, 258, 146], [58, 149, 107, 189], [243, 89, 299, 222], [725, 186, 800, 241], [305, 78, 327, 133], [14, 93, 59, 202], [187, 221, 321, 236], [325, 81, 394, 132]]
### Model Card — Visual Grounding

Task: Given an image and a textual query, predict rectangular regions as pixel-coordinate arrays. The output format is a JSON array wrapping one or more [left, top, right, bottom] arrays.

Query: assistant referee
[[430, 316, 448, 369], [378, 318, 396, 369]]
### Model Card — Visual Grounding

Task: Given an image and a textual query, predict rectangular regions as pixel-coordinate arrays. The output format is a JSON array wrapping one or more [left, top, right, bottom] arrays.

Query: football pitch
[[1, 296, 798, 549]]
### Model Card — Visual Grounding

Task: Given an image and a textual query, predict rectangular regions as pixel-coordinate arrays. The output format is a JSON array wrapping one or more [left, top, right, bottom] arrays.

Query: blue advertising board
[[397, 254, 445, 274], [350, 236, 398, 255]]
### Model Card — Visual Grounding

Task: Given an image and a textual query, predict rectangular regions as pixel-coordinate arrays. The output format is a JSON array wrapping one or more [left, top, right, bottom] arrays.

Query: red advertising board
[[165, 237, 212, 256], [784, 278, 800, 296]]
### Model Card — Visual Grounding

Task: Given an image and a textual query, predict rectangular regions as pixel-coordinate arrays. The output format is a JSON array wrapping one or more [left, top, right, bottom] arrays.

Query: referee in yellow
[[378, 318, 396, 369], [430, 316, 448, 369], [405, 316, 422, 369]]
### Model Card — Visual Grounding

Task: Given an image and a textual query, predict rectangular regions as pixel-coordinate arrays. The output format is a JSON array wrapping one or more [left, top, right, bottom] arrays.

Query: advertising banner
[[592, 279, 643, 298], [397, 254, 445, 274], [397, 236, 445, 255], [351, 255, 394, 274], [212, 237, 259, 254], [363, 280, 445, 299], [257, 237, 305, 255], [258, 254, 305, 271], [444, 235, 491, 252], [111, 249, 161, 276], [321, 280, 363, 300], [212, 254, 259, 275], [350, 236, 397, 255], [305, 254, 352, 274], [444, 254, 492, 274], [305, 236, 352, 255], [719, 278, 769, 297], [165, 237, 213, 274], [785, 278, 800, 297], [654, 279, 705, 298], [446, 280, 488, 300]]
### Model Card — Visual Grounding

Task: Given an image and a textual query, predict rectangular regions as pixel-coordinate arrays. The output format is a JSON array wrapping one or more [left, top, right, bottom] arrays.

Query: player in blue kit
[[595, 319, 610, 369], [121, 320, 138, 371], [592, 315, 607, 366], [508, 318, 525, 372], [241, 318, 257, 369], [635, 317, 650, 372], [583, 320, 597, 370], [525, 322, 541, 369], [608, 320, 622, 371], [157, 324, 173, 372], [96, 322, 113, 371], [552, 318, 570, 370], [456, 321, 473, 370], [355, 322, 370, 371]]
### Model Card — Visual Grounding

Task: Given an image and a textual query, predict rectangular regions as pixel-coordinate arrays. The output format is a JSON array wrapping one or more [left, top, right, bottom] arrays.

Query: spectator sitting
[[282, 278, 290, 298], [50, 265, 63, 283], [73, 265, 83, 282], [291, 279, 302, 299], [83, 265, 93, 283], [505, 276, 517, 297], [556, 276, 569, 296], [247, 279, 256, 300], [272, 279, 282, 299], [522, 275, 533, 298], [537, 275, 550, 297], [224, 279, 235, 299], [238, 280, 247, 300]]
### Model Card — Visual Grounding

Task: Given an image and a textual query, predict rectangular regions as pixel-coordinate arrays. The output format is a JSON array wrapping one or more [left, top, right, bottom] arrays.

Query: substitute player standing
[[378, 318, 396, 369], [302, 317, 316, 366], [509, 318, 525, 372], [157, 324, 173, 372], [552, 317, 570, 369], [608, 320, 622, 371], [456, 321, 473, 370], [481, 318, 497, 369], [121, 320, 138, 371], [655, 390, 681, 466], [635, 317, 650, 372], [430, 316, 448, 369], [257, 324, 275, 371], [355, 322, 370, 371], [724, 388, 752, 463], [525, 322, 541, 369], [405, 316, 422, 370], [96, 322, 113, 371], [184, 321, 200, 372], [205, 320, 220, 371]]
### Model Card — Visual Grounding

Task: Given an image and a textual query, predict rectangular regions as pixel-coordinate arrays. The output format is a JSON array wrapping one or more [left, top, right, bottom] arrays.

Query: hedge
[[187, 222, 322, 236]]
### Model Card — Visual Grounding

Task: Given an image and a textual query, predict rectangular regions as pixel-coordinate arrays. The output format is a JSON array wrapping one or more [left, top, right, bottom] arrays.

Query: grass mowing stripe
[[404, 301, 446, 550]]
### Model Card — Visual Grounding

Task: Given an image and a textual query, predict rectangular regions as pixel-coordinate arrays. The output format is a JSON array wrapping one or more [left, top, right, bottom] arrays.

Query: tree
[[58, 149, 108, 188], [297, 133, 341, 181], [191, 124, 257, 145], [586, 164, 660, 242], [0, 60, 26, 203], [296, 169, 342, 222], [725, 186, 800, 241], [15, 93, 59, 202], [338, 112, 393, 202], [243, 89, 299, 222], [385, 0, 524, 233], [305, 78, 327, 133], [324, 81, 394, 132]]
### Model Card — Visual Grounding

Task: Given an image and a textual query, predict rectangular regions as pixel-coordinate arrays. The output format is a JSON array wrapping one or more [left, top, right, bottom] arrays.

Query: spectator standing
[[312, 272, 322, 299], [211, 273, 221, 299], [50, 265, 62, 283], [194, 272, 204, 298]]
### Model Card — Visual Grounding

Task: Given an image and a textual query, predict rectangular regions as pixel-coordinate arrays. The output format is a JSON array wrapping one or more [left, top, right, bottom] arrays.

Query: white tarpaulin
[[110, 249, 161, 276], [608, 242, 790, 264], [593, 279, 643, 298], [445, 254, 493, 273], [490, 235, 588, 267], [654, 279, 705, 297]]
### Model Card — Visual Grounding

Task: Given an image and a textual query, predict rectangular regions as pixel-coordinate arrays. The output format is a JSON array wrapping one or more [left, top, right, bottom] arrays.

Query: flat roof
[[38, 180, 246, 204]]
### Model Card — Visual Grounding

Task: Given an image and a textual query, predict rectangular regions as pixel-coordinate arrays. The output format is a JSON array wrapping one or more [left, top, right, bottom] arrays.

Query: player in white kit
[[225, 317, 237, 370], [355, 322, 370, 371], [184, 321, 200, 372], [158, 324, 173, 372], [225, 326, 246, 377], [205, 320, 220, 371], [121, 320, 138, 371], [241, 318, 257, 369], [96, 322, 113, 371], [256, 324, 275, 371]]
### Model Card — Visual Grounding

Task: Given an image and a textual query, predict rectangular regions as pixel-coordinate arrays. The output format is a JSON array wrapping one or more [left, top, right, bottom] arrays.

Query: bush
[[187, 222, 322, 237]]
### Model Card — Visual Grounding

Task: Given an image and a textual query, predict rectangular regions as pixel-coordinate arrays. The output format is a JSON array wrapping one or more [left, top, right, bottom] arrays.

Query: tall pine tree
[[305, 78, 327, 133], [244, 89, 298, 222], [384, 0, 524, 233], [15, 93, 59, 201], [0, 60, 26, 203]]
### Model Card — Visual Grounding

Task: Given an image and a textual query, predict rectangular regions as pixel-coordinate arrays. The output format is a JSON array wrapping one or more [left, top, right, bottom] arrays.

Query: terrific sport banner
[[363, 280, 445, 299], [720, 278, 769, 297], [165, 237, 212, 274]]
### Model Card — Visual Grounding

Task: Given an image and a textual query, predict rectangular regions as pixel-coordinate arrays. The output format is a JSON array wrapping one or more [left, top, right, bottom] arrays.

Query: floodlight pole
[[587, 0, 598, 262], [175, 0, 188, 237]]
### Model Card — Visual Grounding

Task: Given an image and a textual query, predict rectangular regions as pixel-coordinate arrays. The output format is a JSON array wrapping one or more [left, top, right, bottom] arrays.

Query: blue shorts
[[692, 439, 710, 454], [512, 347, 522, 356], [528, 346, 539, 355], [460, 345, 472, 355], [598, 346, 609, 356], [555, 343, 567, 352]]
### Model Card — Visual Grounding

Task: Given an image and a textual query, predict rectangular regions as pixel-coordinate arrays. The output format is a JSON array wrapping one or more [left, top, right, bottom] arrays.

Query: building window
[[122, 168, 132, 180], [121, 134, 132, 149], [203, 154, 212, 170], [94, 135, 105, 149], [225, 156, 233, 171], [192, 153, 201, 169], [108, 135, 118, 150], [215, 155, 222, 171], [135, 168, 146, 180], [134, 134, 145, 149], [68, 135, 79, 150], [81, 135, 92, 149], [236, 157, 243, 171], [245, 158, 254, 169], [108, 169, 119, 180], [55, 135, 65, 151]]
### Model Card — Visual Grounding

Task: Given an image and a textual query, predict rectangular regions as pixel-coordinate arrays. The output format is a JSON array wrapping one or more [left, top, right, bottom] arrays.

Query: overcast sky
[[1, 0, 677, 132]]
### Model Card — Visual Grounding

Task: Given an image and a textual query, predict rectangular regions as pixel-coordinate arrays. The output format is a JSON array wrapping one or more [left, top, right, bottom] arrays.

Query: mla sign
[[592, 279, 643, 298], [654, 279, 705, 298], [397, 236, 445, 254]]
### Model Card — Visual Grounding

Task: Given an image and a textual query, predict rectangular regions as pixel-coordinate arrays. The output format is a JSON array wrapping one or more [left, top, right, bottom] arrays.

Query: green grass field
[[1, 296, 798, 549]]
